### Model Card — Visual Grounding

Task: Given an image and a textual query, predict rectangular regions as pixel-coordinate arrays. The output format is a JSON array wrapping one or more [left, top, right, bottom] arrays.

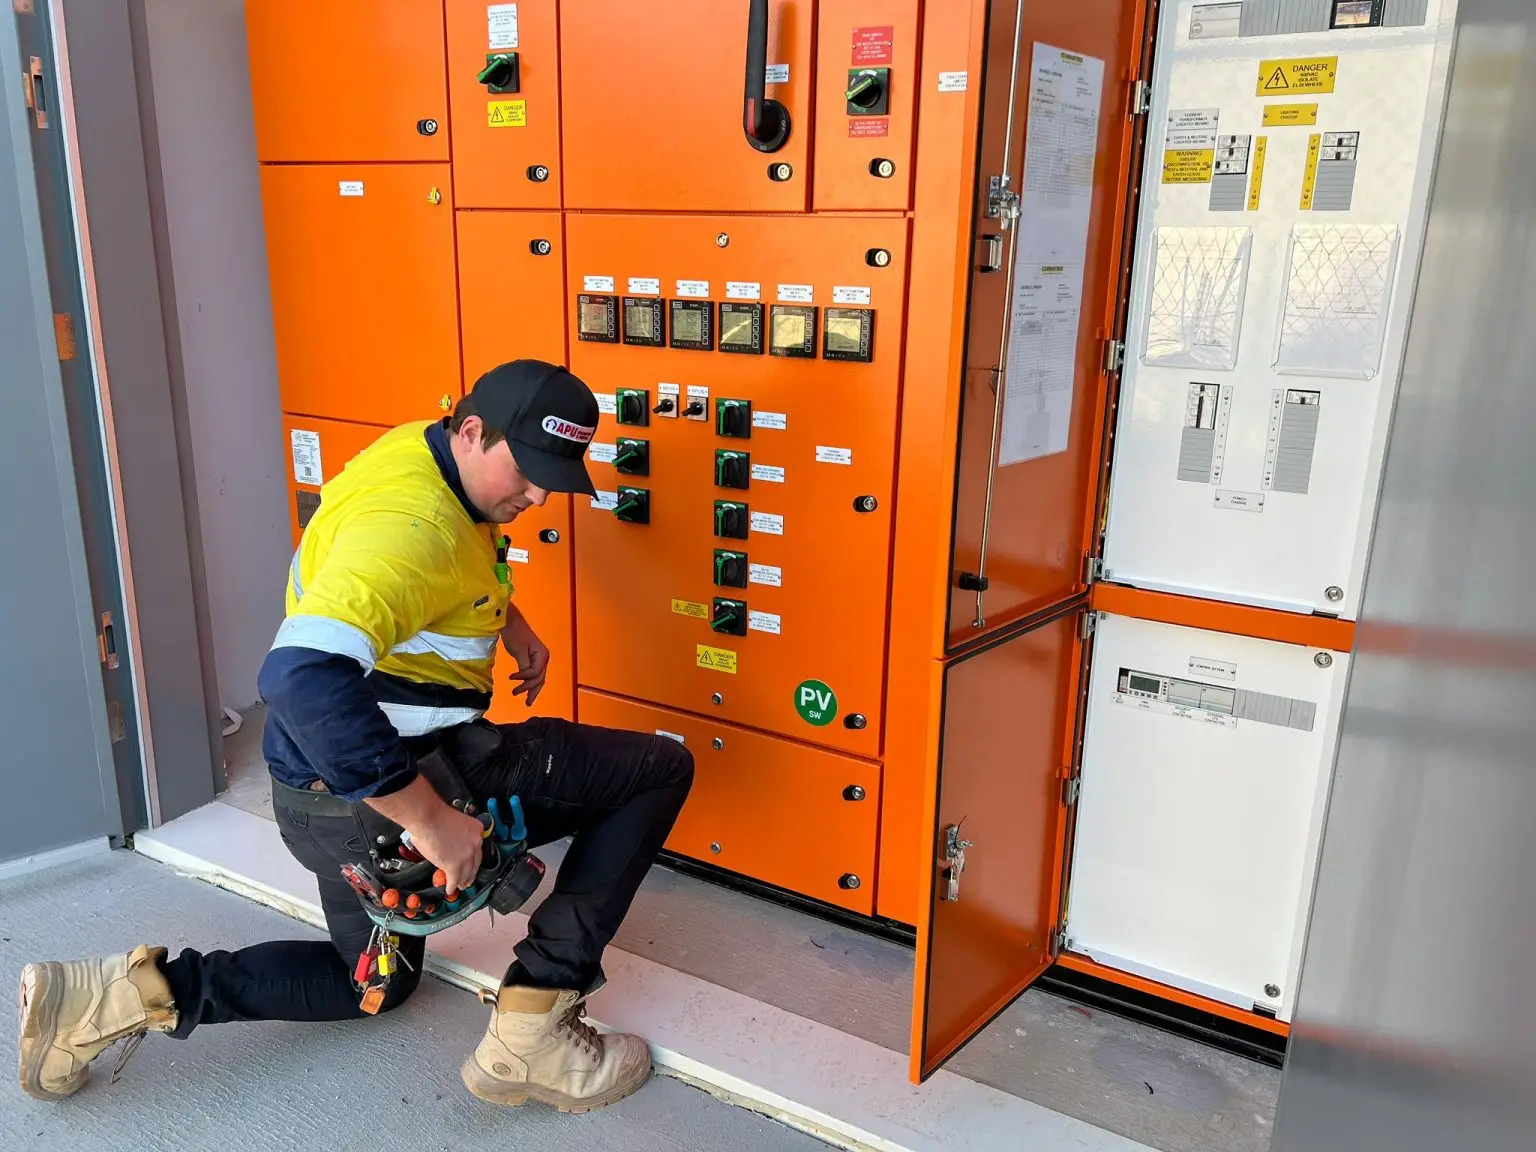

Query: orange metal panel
[[456, 210, 567, 378], [260, 164, 462, 427], [914, 607, 1083, 1081], [812, 1, 921, 212], [485, 497, 577, 723], [279, 415, 390, 548], [1090, 583, 1357, 653], [577, 689, 881, 915], [566, 213, 909, 760], [558, 1, 814, 212], [245, 0, 449, 164], [1055, 953, 1293, 1038], [447, 0, 562, 209], [878, 0, 990, 926], [947, 0, 1150, 647]]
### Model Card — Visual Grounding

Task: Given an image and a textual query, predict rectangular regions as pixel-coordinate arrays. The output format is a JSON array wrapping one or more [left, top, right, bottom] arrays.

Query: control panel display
[[622, 297, 664, 346], [770, 305, 818, 358], [577, 294, 619, 342], [670, 299, 714, 350], [823, 307, 874, 362], [719, 302, 764, 354]]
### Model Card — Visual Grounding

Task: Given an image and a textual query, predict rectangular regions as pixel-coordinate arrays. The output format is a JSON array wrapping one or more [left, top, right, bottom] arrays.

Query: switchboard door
[[811, 0, 921, 212], [559, 0, 814, 212], [261, 164, 461, 426], [910, 606, 1081, 1081], [280, 415, 389, 548], [457, 210, 567, 378], [245, 0, 449, 164], [565, 213, 909, 760], [448, 0, 563, 209], [485, 498, 576, 724], [947, 0, 1153, 647]]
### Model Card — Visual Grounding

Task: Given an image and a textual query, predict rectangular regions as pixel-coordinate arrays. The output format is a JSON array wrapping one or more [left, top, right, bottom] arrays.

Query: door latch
[[939, 824, 973, 903]]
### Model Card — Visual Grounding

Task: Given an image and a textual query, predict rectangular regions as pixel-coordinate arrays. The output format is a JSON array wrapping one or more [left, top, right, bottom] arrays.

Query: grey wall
[[133, 0, 288, 710], [0, 9, 114, 863], [1272, 2, 1536, 1150]]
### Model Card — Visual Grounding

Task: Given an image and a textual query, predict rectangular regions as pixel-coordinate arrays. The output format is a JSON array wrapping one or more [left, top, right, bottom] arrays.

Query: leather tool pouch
[[352, 742, 476, 865]]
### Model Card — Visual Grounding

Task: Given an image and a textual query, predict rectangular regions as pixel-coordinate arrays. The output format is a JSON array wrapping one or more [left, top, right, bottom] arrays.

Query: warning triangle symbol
[[699, 652, 714, 666], [490, 107, 505, 124], [1264, 67, 1289, 91]]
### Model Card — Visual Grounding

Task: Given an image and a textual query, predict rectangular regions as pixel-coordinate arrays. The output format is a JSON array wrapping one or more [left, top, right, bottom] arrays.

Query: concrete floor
[[218, 707, 1280, 1152], [0, 852, 829, 1152]]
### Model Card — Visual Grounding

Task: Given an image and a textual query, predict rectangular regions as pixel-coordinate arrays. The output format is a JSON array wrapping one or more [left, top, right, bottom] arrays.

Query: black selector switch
[[614, 438, 649, 476], [479, 53, 521, 93], [845, 68, 890, 116], [614, 487, 650, 524], [652, 395, 676, 416], [715, 450, 750, 490], [714, 549, 748, 589], [714, 500, 749, 540], [716, 398, 752, 439], [616, 388, 649, 426], [711, 598, 748, 637], [684, 399, 707, 418]]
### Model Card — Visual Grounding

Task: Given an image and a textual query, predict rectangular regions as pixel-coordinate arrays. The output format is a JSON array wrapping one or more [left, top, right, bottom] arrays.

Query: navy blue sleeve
[[257, 645, 418, 803]]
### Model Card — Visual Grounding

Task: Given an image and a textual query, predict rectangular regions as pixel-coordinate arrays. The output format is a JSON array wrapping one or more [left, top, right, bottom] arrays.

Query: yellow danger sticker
[[1162, 149, 1215, 185], [1262, 103, 1319, 127], [696, 645, 738, 674], [1257, 57, 1337, 97], [671, 599, 709, 620], [1300, 133, 1322, 211], [487, 99, 527, 128], [1247, 137, 1268, 211]]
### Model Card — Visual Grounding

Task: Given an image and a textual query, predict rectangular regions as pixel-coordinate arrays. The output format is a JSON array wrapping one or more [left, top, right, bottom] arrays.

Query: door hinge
[[54, 313, 76, 361], [1102, 339, 1125, 373], [1061, 775, 1080, 806], [106, 700, 127, 744], [986, 174, 1020, 227], [1130, 79, 1152, 117], [1084, 554, 1103, 585], [1079, 610, 1098, 640], [957, 571, 989, 593], [1051, 927, 1071, 958], [23, 56, 48, 130], [98, 611, 120, 670], [976, 232, 1004, 273]]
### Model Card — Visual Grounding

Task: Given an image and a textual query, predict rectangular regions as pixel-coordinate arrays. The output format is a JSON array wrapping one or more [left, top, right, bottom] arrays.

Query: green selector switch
[[845, 68, 889, 115], [714, 500, 748, 540], [615, 438, 649, 476], [714, 549, 748, 588], [479, 52, 520, 93], [715, 450, 749, 489], [711, 597, 748, 637], [715, 398, 751, 439], [614, 487, 649, 525], [616, 388, 649, 426]]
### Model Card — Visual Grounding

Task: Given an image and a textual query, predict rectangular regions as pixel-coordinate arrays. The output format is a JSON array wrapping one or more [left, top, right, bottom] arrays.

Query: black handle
[[743, 0, 790, 153]]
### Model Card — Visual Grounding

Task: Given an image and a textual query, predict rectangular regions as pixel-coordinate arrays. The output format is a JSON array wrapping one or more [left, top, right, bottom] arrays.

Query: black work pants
[[159, 717, 693, 1037]]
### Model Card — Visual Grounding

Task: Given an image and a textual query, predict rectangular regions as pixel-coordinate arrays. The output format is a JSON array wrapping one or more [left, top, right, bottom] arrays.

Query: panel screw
[[867, 248, 892, 268], [769, 162, 793, 181], [539, 528, 560, 544], [1325, 585, 1344, 602], [711, 692, 724, 705], [838, 874, 862, 890], [710, 842, 722, 855], [712, 737, 724, 750], [1314, 652, 1333, 668], [843, 785, 866, 801], [417, 118, 439, 136], [844, 713, 868, 730], [527, 164, 550, 182], [1265, 983, 1281, 999], [716, 232, 730, 248], [870, 158, 896, 178], [854, 495, 878, 512], [530, 239, 553, 256]]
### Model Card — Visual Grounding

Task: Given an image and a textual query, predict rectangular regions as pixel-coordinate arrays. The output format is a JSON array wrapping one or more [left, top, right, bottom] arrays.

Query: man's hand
[[501, 606, 550, 708], [363, 775, 485, 892]]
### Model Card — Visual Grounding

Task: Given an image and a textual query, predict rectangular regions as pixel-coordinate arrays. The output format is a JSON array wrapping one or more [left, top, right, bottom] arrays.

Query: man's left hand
[[501, 608, 550, 707]]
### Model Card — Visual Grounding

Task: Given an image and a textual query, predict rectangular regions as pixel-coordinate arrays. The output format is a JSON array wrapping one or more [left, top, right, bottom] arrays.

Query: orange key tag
[[359, 985, 386, 1015]]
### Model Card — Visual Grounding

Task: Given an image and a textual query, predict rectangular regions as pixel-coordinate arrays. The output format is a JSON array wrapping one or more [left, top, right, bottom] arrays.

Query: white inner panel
[[1102, 3, 1451, 618], [1065, 614, 1348, 1020]]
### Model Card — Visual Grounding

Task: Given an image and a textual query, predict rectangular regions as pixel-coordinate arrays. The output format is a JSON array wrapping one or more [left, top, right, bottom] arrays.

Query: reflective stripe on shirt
[[271, 615, 378, 672], [378, 702, 485, 737]]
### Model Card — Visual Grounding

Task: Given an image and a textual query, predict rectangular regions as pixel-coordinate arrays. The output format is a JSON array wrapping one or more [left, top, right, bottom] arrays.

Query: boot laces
[[557, 1000, 600, 1061], [109, 1029, 149, 1084]]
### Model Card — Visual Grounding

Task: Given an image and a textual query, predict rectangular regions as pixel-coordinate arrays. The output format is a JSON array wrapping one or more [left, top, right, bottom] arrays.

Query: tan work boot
[[17, 944, 179, 1100], [461, 984, 652, 1113]]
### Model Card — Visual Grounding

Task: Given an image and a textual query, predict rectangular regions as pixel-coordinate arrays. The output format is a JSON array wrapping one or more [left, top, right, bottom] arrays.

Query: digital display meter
[[669, 299, 713, 351], [622, 297, 664, 347], [576, 294, 618, 343], [822, 307, 875, 362], [718, 302, 763, 355], [769, 305, 817, 358]]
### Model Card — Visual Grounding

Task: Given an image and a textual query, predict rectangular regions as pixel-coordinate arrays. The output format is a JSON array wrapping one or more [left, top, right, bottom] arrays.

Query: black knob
[[844, 713, 868, 730], [417, 118, 440, 136], [711, 598, 748, 637], [715, 451, 749, 490], [653, 397, 676, 415], [854, 495, 878, 513], [614, 439, 649, 476], [714, 549, 748, 588], [843, 785, 866, 802], [714, 501, 748, 540], [617, 391, 648, 426], [684, 400, 706, 418], [527, 164, 550, 182], [538, 528, 560, 544], [529, 239, 552, 256], [838, 874, 862, 890], [477, 53, 519, 93], [716, 398, 751, 439], [867, 248, 892, 268], [869, 158, 896, 179], [845, 71, 884, 110], [614, 487, 650, 524]]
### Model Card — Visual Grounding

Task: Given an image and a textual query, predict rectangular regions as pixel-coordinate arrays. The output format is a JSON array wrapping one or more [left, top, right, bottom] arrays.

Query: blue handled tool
[[506, 796, 527, 841], [487, 798, 511, 841]]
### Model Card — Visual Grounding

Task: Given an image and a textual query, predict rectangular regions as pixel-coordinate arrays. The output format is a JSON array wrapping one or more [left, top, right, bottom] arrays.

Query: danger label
[[849, 118, 890, 139], [696, 644, 738, 674], [1257, 57, 1338, 96], [486, 99, 527, 128], [671, 599, 709, 620], [852, 25, 894, 65]]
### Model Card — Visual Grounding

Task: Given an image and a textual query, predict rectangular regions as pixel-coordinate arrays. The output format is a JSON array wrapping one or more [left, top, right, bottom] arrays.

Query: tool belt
[[305, 736, 546, 939]]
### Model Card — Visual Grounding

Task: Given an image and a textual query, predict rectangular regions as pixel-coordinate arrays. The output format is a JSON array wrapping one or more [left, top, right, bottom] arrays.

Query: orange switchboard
[[280, 415, 388, 547], [246, 0, 1317, 1086]]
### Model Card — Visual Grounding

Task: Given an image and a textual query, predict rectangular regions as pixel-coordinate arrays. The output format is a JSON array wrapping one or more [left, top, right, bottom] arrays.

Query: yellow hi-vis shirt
[[274, 421, 511, 736]]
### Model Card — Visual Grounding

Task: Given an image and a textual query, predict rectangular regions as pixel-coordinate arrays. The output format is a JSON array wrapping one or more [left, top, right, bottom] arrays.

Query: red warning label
[[852, 25, 894, 66], [848, 117, 890, 139]]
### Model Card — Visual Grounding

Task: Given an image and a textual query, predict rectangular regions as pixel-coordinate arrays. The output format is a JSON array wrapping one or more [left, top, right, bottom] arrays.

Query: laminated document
[[1274, 224, 1401, 379], [1142, 226, 1253, 371]]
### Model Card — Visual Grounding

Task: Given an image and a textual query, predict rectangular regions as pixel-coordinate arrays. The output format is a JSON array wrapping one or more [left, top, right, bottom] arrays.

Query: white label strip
[[748, 563, 782, 587], [832, 286, 872, 305], [750, 511, 785, 536], [1189, 657, 1238, 681], [686, 384, 710, 400], [591, 490, 618, 511], [749, 610, 782, 636], [338, 181, 364, 197], [727, 281, 762, 301], [753, 411, 787, 430], [627, 277, 661, 296], [676, 279, 710, 298], [595, 393, 617, 415], [588, 442, 617, 464], [815, 446, 853, 465], [751, 464, 786, 483], [488, 3, 519, 49], [506, 547, 530, 564], [290, 429, 322, 486], [584, 275, 616, 293], [765, 64, 790, 85], [1213, 489, 1265, 513], [938, 71, 968, 92], [777, 284, 814, 303]]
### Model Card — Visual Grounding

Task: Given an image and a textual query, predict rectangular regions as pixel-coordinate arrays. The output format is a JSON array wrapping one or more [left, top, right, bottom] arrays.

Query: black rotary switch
[[714, 501, 748, 540], [711, 598, 748, 637], [616, 388, 648, 426], [478, 53, 520, 93], [716, 398, 751, 439], [713, 549, 748, 588], [614, 487, 650, 525], [684, 400, 707, 418], [652, 396, 676, 416], [844, 68, 889, 114], [715, 450, 749, 490], [614, 438, 649, 476]]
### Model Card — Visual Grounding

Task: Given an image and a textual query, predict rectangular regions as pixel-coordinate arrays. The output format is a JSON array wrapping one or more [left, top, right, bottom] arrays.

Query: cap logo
[[542, 415, 595, 444]]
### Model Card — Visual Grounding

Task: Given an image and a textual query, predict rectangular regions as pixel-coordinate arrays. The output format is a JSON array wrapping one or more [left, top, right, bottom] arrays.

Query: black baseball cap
[[468, 359, 599, 496]]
